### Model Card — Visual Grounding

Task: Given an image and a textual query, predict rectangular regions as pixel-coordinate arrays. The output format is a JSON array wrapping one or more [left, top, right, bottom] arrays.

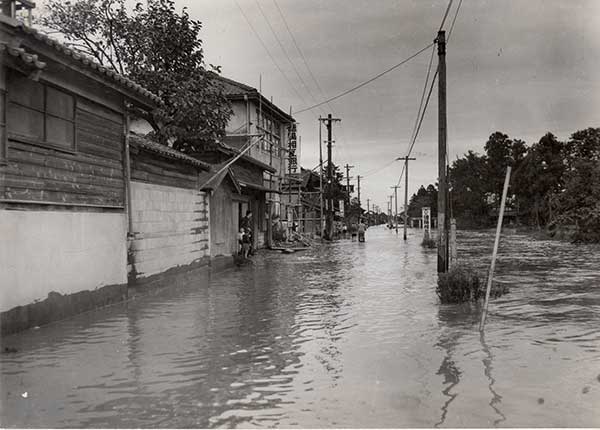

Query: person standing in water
[[358, 219, 366, 242]]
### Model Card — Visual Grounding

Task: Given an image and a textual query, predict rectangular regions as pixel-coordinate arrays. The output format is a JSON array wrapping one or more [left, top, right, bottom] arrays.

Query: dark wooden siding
[[131, 149, 198, 190], [4, 101, 125, 207]]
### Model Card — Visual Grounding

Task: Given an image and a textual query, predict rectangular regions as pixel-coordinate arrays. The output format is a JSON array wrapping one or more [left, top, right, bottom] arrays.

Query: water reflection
[[479, 331, 506, 426], [2, 227, 600, 428]]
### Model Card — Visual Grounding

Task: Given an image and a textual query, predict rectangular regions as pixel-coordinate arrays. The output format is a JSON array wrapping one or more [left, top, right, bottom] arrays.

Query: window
[[7, 71, 75, 150], [256, 109, 282, 157]]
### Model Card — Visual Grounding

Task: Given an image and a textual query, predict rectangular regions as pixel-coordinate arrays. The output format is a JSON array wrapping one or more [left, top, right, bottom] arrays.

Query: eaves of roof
[[212, 74, 295, 123], [130, 134, 211, 171], [218, 142, 277, 174], [1, 43, 46, 69], [1, 16, 162, 108]]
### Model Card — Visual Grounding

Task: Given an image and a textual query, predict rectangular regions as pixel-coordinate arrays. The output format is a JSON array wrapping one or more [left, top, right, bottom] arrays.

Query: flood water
[[1, 226, 600, 428]]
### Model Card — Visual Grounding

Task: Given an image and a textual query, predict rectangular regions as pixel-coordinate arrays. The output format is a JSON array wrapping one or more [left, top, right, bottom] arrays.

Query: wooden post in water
[[480, 166, 512, 331]]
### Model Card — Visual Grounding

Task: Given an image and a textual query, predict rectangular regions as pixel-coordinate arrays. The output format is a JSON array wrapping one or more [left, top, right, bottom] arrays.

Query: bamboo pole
[[480, 166, 512, 331]]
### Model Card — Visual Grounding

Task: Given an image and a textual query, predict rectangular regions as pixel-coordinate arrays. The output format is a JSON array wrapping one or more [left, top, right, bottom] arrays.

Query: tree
[[448, 151, 489, 227], [407, 184, 437, 219], [41, 0, 232, 151]]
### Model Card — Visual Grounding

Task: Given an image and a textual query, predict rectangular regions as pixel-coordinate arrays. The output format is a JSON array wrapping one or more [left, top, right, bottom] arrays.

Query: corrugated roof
[[2, 16, 162, 106], [129, 134, 211, 171]]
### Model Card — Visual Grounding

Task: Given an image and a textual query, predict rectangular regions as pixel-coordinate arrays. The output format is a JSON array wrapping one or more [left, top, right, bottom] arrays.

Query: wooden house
[[0, 9, 160, 334], [211, 75, 296, 238]]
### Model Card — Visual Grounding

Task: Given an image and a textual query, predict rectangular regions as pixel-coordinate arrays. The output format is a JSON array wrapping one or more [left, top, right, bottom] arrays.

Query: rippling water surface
[[2, 226, 599, 427]]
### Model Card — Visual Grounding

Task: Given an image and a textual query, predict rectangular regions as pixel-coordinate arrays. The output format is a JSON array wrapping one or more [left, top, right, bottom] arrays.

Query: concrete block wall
[[128, 181, 210, 280]]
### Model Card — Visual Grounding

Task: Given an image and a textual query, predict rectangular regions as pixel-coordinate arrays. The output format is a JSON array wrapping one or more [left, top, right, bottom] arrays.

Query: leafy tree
[[448, 150, 489, 227], [407, 184, 437, 219], [41, 0, 232, 151]]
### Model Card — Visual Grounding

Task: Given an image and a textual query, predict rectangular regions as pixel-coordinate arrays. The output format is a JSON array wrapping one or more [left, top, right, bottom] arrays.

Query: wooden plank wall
[[3, 101, 125, 207], [130, 149, 198, 190]]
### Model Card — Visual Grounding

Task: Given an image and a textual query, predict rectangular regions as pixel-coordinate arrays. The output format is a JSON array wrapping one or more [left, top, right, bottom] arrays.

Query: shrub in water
[[421, 231, 436, 248], [437, 264, 483, 304], [437, 265, 509, 304]]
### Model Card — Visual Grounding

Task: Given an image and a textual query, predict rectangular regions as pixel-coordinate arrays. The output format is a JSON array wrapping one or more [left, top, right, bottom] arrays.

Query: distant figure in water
[[358, 219, 366, 242], [351, 223, 358, 242]]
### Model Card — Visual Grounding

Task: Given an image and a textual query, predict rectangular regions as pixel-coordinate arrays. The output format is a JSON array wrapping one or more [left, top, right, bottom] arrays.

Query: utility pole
[[388, 195, 393, 226], [437, 30, 448, 273], [320, 114, 341, 240], [344, 164, 354, 203], [403, 156, 416, 241], [318, 116, 324, 241], [367, 198, 370, 226], [391, 186, 400, 233], [357, 175, 362, 209]]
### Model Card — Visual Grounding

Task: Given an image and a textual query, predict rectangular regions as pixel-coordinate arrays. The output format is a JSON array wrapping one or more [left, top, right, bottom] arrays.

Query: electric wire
[[253, 0, 324, 116], [293, 42, 435, 115], [272, 0, 336, 114], [438, 0, 454, 32], [234, 0, 313, 113]]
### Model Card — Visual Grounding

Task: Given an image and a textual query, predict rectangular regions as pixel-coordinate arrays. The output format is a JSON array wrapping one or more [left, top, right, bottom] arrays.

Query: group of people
[[341, 219, 367, 242], [238, 210, 253, 259]]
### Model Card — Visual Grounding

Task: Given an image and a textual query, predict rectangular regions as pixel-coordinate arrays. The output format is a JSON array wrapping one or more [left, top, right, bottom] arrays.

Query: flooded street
[[2, 226, 600, 428]]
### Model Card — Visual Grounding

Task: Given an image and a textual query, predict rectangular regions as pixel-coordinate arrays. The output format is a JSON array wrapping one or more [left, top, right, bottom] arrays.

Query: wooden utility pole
[[391, 186, 400, 233], [388, 195, 393, 226], [437, 30, 448, 273], [320, 114, 340, 240], [318, 116, 324, 241], [357, 175, 362, 209], [344, 164, 354, 203], [403, 156, 416, 240], [367, 198, 370, 226]]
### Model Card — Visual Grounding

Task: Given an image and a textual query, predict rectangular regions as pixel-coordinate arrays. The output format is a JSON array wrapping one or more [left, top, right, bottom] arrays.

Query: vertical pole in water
[[318, 117, 324, 241], [437, 30, 448, 273], [480, 166, 512, 331], [450, 218, 457, 267], [394, 186, 398, 234], [403, 156, 415, 240]]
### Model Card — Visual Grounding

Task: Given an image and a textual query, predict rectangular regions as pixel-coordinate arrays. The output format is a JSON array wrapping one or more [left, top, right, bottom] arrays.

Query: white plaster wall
[[0, 210, 127, 312], [129, 181, 210, 278]]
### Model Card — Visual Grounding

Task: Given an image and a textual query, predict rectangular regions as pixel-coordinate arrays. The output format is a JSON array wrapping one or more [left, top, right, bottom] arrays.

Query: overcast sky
[[179, 1, 598, 210]]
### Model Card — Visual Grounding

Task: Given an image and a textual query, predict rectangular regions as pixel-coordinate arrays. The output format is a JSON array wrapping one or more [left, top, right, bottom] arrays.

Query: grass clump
[[437, 264, 483, 304], [421, 231, 436, 248], [437, 264, 510, 304]]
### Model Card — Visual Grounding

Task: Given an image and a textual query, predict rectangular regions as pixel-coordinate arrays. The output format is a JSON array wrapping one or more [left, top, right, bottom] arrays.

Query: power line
[[293, 42, 435, 115], [234, 0, 310, 112], [253, 0, 322, 115], [447, 0, 463, 43], [438, 0, 454, 32], [272, 0, 336, 114]]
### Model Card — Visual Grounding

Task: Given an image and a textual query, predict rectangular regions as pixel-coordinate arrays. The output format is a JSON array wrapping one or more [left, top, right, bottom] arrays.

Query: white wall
[[0, 210, 127, 312], [129, 181, 210, 278]]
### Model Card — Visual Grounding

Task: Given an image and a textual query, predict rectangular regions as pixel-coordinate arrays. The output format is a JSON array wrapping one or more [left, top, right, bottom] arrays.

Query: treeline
[[407, 127, 600, 242]]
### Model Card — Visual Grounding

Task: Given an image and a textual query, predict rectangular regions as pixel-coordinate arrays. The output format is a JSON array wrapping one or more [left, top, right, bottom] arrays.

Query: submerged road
[[2, 226, 600, 427]]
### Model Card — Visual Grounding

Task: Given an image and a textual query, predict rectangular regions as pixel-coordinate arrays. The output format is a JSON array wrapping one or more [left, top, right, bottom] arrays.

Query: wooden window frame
[[7, 72, 78, 155]]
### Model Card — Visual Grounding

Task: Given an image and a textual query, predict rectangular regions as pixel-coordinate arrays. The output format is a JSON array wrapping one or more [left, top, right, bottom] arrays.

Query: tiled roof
[[4, 17, 162, 106], [212, 74, 256, 96], [129, 134, 211, 171], [211, 74, 294, 123], [1, 43, 46, 69]]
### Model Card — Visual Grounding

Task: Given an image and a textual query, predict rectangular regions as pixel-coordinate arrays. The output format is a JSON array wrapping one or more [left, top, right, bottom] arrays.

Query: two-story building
[[212, 75, 297, 246]]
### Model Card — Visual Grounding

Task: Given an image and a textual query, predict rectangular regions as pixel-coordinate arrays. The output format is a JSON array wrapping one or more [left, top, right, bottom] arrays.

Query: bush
[[421, 231, 436, 248], [437, 264, 509, 304], [437, 264, 483, 304]]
